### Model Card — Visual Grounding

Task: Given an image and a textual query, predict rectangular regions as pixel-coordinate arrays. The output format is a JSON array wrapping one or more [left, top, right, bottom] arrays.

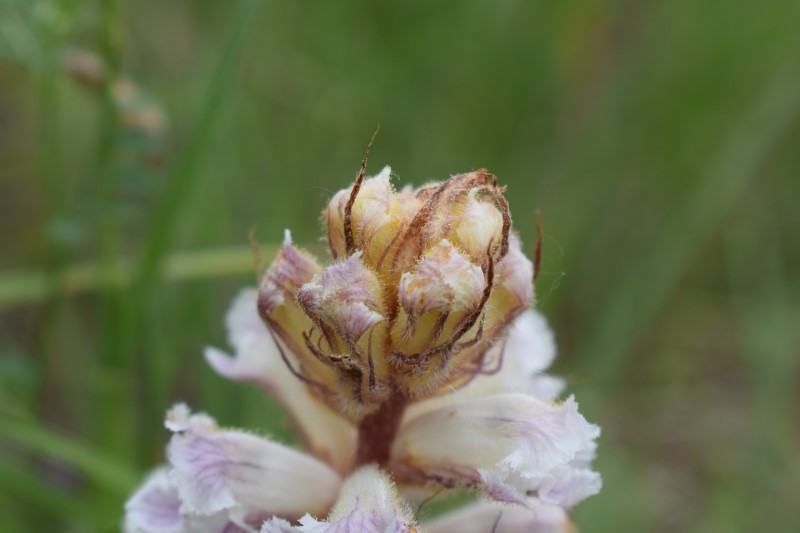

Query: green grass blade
[[0, 411, 139, 494], [0, 245, 275, 310], [577, 59, 800, 381], [134, 0, 265, 301]]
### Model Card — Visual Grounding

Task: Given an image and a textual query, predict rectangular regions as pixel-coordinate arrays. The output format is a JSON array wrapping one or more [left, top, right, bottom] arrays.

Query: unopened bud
[[399, 240, 485, 317], [259, 231, 320, 314], [297, 253, 385, 346]]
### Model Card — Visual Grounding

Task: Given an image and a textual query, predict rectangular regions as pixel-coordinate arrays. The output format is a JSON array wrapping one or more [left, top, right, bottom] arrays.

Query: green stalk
[[0, 245, 272, 310]]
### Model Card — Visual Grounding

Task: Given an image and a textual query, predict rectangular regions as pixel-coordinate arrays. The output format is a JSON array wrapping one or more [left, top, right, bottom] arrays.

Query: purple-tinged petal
[[165, 405, 341, 521], [478, 469, 529, 506], [392, 394, 600, 507], [297, 253, 385, 344], [204, 289, 356, 472], [124, 467, 235, 533], [260, 231, 321, 315], [536, 466, 603, 508], [295, 466, 418, 533], [124, 468, 184, 533]]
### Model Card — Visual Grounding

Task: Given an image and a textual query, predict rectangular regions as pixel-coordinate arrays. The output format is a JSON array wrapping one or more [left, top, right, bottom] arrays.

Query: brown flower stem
[[355, 393, 408, 467]]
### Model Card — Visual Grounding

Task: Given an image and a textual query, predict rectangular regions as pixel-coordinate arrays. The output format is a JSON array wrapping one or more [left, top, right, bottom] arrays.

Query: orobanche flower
[[125, 164, 601, 532]]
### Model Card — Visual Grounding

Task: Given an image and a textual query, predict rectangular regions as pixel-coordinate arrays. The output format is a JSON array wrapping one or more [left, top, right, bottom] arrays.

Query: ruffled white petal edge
[[166, 404, 341, 524], [425, 500, 572, 533], [204, 289, 356, 472], [260, 518, 297, 533], [392, 393, 601, 508], [123, 467, 239, 533], [260, 466, 418, 533], [124, 467, 185, 533]]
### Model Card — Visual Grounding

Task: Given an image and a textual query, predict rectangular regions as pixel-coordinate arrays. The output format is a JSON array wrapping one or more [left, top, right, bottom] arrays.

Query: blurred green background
[[1, 0, 798, 531]]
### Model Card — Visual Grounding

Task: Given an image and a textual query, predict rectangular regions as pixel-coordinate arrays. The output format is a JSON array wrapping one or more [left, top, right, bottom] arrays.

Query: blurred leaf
[[0, 245, 274, 309], [134, 0, 265, 299], [0, 457, 96, 523], [0, 411, 139, 494], [0, 350, 40, 407], [577, 58, 800, 382]]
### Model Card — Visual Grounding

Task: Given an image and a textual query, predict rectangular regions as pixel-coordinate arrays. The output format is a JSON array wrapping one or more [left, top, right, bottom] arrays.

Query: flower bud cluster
[[258, 166, 534, 421], [125, 163, 602, 532]]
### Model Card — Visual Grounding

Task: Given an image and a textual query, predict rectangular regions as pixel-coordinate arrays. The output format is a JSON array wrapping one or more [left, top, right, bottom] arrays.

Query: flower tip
[[204, 346, 236, 379], [164, 403, 191, 432], [298, 465, 417, 532], [375, 164, 392, 182], [165, 404, 216, 433]]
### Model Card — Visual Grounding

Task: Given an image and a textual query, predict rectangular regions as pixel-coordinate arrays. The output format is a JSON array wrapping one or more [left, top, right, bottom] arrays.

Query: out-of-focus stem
[[0, 245, 275, 310]]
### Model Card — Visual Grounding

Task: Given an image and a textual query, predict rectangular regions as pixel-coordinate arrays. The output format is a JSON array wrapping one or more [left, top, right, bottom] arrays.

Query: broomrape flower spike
[[125, 157, 601, 532]]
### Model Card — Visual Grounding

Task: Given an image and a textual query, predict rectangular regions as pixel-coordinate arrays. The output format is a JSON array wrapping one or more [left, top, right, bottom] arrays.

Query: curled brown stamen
[[264, 324, 329, 394], [492, 185, 511, 261], [392, 179, 450, 271], [303, 330, 337, 367], [344, 127, 380, 255]]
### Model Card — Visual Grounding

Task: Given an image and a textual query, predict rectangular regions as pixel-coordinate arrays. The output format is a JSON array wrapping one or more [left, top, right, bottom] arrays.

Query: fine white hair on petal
[[425, 500, 572, 533], [259, 232, 321, 315], [203, 289, 356, 472], [392, 393, 600, 507], [352, 166, 394, 244], [294, 465, 418, 533], [454, 189, 505, 260], [165, 407, 342, 521]]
